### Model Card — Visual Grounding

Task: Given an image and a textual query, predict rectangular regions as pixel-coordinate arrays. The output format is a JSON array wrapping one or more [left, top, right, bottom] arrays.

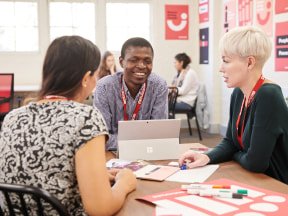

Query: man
[[94, 37, 168, 150]]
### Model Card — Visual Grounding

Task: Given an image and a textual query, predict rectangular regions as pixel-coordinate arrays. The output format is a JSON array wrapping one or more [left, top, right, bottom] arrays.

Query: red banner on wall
[[165, 5, 189, 40], [238, 0, 253, 26], [275, 0, 288, 14], [275, 22, 288, 72], [255, 0, 273, 36], [199, 0, 209, 23]]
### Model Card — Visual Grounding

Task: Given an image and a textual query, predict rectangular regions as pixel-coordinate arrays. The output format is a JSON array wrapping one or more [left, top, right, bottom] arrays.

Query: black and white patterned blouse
[[0, 101, 108, 215]]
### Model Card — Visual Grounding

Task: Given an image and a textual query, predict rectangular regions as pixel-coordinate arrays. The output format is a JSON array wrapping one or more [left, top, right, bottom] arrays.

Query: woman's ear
[[82, 71, 91, 87], [247, 56, 256, 70]]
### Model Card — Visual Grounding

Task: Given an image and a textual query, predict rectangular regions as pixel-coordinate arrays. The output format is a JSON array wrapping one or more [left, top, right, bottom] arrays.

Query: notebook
[[134, 165, 180, 181], [118, 119, 181, 160]]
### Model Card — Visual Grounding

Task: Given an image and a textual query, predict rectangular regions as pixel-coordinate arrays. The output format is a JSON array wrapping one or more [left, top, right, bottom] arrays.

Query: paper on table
[[165, 165, 219, 183], [155, 205, 184, 216]]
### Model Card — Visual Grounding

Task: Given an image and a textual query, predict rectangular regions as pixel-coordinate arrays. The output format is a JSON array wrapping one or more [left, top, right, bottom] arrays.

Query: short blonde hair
[[219, 26, 272, 66]]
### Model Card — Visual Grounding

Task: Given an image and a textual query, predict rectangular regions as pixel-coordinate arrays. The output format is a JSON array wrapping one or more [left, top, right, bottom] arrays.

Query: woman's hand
[[108, 169, 120, 182], [179, 150, 210, 169], [115, 168, 137, 193]]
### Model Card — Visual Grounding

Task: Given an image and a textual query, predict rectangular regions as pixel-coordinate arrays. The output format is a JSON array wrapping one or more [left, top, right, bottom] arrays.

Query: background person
[[97, 51, 117, 80], [94, 37, 168, 150], [171, 53, 200, 112], [0, 36, 137, 215], [179, 26, 288, 184]]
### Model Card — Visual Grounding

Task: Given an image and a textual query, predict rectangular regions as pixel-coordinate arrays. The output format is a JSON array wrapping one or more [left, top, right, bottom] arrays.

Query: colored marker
[[187, 188, 248, 196], [181, 184, 231, 190], [199, 190, 243, 199], [180, 164, 187, 170]]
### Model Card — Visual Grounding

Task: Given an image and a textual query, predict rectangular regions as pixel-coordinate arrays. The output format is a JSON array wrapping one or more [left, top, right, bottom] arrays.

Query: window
[[49, 1, 95, 43], [0, 0, 38, 52], [106, 2, 150, 51]]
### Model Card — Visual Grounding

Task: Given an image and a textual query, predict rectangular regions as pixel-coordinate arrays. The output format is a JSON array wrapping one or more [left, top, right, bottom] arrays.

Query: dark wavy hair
[[175, 53, 191, 69], [120, 37, 154, 58], [38, 36, 101, 99]]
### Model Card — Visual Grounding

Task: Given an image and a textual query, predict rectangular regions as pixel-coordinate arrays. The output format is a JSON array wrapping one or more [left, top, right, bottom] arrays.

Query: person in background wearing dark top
[[179, 26, 288, 184], [94, 37, 168, 150], [0, 36, 137, 215], [97, 51, 117, 80], [171, 53, 200, 112]]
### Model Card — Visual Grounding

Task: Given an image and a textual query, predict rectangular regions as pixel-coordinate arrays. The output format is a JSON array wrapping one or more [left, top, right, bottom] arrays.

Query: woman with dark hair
[[97, 51, 117, 80], [0, 36, 137, 215], [172, 52, 200, 112]]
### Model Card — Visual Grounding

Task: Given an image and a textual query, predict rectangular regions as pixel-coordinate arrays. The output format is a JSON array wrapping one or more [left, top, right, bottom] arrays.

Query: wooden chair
[[0, 73, 14, 127], [0, 182, 70, 216]]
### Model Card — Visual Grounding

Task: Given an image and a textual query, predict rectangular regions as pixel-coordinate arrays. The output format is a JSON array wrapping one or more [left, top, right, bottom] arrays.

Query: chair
[[0, 182, 70, 216], [0, 73, 14, 126], [168, 86, 202, 140], [168, 87, 178, 119]]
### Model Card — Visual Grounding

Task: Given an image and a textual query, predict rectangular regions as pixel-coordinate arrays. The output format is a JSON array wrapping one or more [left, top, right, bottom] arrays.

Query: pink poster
[[223, 0, 237, 33], [139, 178, 288, 216], [275, 0, 288, 14], [238, 0, 253, 26], [199, 0, 209, 23], [255, 0, 273, 36], [275, 22, 288, 72], [165, 5, 189, 40]]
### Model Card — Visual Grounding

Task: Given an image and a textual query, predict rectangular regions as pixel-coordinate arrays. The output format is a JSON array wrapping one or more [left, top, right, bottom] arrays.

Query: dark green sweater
[[207, 84, 288, 184]]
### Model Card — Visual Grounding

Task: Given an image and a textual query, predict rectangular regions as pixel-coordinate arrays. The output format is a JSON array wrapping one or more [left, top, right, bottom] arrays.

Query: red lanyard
[[120, 76, 147, 120], [236, 75, 265, 149]]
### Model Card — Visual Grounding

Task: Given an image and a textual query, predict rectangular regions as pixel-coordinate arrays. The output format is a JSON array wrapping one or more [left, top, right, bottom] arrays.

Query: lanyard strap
[[120, 76, 147, 121], [236, 75, 265, 149], [44, 95, 68, 100]]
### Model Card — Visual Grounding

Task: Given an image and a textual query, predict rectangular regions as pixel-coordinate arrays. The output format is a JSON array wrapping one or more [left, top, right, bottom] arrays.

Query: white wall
[[1, 0, 288, 135]]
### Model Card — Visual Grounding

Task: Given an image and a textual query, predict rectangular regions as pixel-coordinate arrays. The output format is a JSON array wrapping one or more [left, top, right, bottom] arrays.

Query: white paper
[[165, 164, 219, 183], [154, 199, 210, 216]]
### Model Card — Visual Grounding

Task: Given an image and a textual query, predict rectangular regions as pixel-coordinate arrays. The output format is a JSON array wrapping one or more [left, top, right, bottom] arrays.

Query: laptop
[[118, 119, 181, 160]]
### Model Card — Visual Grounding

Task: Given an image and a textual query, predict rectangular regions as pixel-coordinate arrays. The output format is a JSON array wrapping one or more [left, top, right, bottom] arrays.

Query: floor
[[179, 128, 223, 148]]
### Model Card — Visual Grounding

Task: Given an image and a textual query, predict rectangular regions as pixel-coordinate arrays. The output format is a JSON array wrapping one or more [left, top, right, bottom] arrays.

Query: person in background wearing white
[[172, 53, 200, 112], [179, 26, 288, 184]]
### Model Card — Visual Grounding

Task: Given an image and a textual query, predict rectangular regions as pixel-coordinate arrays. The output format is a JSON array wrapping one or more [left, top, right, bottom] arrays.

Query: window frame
[[105, 0, 153, 53], [0, 0, 40, 53], [48, 0, 97, 43]]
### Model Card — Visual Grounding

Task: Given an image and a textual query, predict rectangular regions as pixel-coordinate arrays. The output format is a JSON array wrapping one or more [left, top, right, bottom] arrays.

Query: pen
[[181, 184, 231, 190], [187, 188, 248, 196], [145, 167, 160, 175], [190, 147, 209, 151], [199, 190, 243, 199]]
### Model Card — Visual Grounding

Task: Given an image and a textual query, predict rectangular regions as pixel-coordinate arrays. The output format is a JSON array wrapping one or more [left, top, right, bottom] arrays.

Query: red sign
[[275, 22, 288, 72], [165, 5, 189, 40], [199, 0, 209, 23], [275, 0, 288, 14], [255, 0, 273, 36], [238, 0, 253, 26], [223, 0, 237, 33]]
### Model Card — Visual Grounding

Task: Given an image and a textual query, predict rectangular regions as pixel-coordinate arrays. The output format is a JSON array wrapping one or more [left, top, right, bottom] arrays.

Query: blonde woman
[[179, 26, 288, 184]]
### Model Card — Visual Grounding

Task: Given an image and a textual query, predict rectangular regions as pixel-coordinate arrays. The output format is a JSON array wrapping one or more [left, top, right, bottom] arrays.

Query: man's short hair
[[219, 26, 272, 67], [120, 37, 154, 58]]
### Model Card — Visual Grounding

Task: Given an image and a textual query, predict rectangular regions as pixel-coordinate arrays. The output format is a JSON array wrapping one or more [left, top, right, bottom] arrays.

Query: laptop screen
[[118, 119, 181, 140]]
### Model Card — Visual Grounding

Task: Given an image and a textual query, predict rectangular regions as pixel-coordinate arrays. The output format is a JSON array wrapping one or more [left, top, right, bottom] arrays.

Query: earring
[[83, 84, 87, 88]]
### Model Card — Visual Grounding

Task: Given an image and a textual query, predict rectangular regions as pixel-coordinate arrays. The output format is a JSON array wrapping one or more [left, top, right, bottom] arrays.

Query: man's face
[[120, 46, 153, 86]]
